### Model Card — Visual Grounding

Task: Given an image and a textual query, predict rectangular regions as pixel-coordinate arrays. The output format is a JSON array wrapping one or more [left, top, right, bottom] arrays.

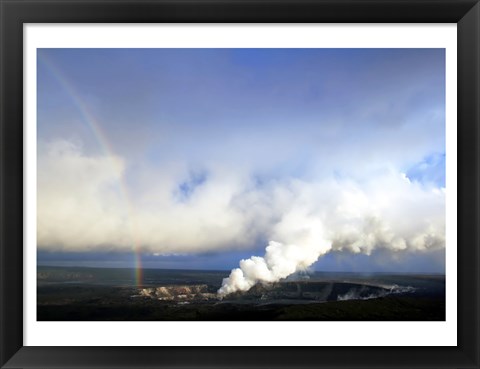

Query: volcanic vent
[[138, 281, 414, 303]]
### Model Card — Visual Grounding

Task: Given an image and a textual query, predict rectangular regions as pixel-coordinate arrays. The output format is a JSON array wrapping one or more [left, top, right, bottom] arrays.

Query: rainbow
[[39, 53, 143, 287]]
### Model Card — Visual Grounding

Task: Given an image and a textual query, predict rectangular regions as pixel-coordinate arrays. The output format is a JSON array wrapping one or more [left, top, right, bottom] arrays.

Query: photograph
[[36, 48, 447, 322], [2, 0, 479, 365]]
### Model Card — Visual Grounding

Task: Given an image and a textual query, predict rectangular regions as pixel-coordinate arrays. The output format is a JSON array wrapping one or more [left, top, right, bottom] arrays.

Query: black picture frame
[[1, 1, 479, 368]]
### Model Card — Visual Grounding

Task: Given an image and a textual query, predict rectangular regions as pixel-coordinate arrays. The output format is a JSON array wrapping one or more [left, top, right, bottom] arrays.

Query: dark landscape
[[37, 266, 445, 321]]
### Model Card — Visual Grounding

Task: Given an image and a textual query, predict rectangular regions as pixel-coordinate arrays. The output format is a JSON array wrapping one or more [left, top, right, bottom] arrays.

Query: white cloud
[[37, 140, 131, 250], [38, 140, 445, 264]]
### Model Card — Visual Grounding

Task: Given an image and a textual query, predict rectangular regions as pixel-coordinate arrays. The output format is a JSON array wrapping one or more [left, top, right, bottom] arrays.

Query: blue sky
[[37, 48, 446, 273]]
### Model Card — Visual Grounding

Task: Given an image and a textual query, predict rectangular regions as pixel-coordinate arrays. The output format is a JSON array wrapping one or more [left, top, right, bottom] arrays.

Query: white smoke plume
[[218, 175, 445, 296], [37, 140, 445, 284]]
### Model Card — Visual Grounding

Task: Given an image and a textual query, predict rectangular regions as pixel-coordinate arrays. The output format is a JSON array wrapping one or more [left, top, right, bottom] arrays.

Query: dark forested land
[[37, 266, 446, 321]]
